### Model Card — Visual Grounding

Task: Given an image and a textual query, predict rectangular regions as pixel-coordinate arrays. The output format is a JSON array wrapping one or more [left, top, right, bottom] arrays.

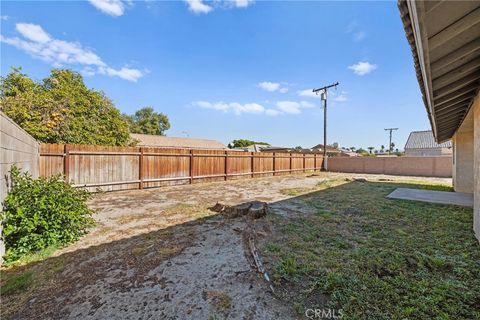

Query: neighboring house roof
[[398, 0, 480, 142], [311, 144, 341, 153], [131, 134, 226, 149], [405, 130, 452, 150], [339, 151, 361, 157], [232, 144, 291, 152]]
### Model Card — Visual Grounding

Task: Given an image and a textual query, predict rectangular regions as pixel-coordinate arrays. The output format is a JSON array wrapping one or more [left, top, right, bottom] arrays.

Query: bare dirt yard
[[4, 172, 473, 320]]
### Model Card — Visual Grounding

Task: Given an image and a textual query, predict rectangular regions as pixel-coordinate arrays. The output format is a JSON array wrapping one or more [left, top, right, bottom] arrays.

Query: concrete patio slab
[[387, 188, 473, 208]]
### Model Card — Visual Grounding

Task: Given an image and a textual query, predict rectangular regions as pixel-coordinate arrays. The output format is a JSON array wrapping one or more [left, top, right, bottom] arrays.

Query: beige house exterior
[[399, 1, 480, 241]]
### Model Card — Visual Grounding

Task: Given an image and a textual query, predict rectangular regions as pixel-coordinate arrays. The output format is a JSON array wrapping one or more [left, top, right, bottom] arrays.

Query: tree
[[331, 142, 339, 149], [367, 147, 374, 154], [356, 148, 368, 155], [350, 147, 356, 152], [1, 68, 131, 146], [124, 107, 170, 135], [380, 145, 385, 153], [390, 142, 396, 152], [228, 139, 270, 148]]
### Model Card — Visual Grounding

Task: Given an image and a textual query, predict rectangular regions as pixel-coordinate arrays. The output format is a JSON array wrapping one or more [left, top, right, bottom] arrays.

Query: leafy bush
[[1, 166, 95, 263]]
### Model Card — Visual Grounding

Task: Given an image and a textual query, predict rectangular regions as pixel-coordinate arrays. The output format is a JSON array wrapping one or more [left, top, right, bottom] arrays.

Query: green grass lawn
[[262, 180, 480, 319]]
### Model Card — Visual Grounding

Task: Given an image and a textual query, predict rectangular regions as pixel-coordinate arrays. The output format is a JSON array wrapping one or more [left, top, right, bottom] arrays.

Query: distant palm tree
[[368, 147, 374, 154], [350, 147, 356, 152], [380, 145, 385, 152], [390, 142, 395, 152]]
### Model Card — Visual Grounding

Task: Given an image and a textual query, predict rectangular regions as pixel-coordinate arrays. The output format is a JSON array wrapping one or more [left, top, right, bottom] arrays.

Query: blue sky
[[0, 0, 430, 150]]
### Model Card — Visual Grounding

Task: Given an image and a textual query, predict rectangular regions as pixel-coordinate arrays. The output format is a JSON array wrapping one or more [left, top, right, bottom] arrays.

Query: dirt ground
[[4, 172, 451, 320]]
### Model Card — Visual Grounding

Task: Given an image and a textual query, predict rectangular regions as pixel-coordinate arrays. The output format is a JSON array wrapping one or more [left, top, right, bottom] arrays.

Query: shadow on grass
[[257, 180, 478, 319], [2, 178, 478, 320]]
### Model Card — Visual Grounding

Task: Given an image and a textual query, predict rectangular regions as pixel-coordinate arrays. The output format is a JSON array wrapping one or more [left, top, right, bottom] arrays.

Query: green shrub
[[1, 166, 95, 263]]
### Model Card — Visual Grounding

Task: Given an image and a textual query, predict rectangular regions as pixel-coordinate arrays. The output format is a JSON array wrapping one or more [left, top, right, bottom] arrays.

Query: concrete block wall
[[0, 111, 40, 262], [327, 156, 452, 178]]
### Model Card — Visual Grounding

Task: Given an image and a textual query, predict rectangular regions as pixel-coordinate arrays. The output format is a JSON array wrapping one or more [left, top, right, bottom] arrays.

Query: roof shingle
[[404, 130, 452, 150], [131, 134, 226, 149]]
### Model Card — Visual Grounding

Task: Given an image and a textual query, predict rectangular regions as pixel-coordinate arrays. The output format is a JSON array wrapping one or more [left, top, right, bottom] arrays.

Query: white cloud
[[99, 66, 144, 82], [185, 0, 213, 14], [233, 0, 254, 8], [1, 22, 145, 82], [258, 81, 280, 92], [185, 0, 253, 14], [16, 23, 51, 43], [276, 100, 316, 114], [276, 101, 301, 114], [258, 81, 289, 93], [194, 101, 265, 115], [265, 109, 281, 116], [348, 61, 377, 76], [194, 99, 316, 116], [88, 0, 129, 17], [298, 89, 320, 98]]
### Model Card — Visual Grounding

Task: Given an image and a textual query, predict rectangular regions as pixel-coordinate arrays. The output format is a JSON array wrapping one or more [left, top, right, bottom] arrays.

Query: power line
[[313, 82, 339, 170], [384, 128, 398, 155]]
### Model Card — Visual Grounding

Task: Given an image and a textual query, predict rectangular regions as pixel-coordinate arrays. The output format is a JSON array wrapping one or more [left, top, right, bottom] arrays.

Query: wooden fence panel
[[291, 154, 304, 171], [274, 152, 291, 176], [253, 152, 274, 178], [226, 151, 252, 180]]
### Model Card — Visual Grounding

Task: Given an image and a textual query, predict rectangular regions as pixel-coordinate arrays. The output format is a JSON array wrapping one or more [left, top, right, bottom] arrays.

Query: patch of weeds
[[206, 291, 232, 311], [3, 245, 59, 268], [265, 242, 281, 253], [292, 302, 304, 315], [283, 222, 300, 234], [131, 246, 147, 257], [275, 255, 301, 281], [0, 271, 34, 296]]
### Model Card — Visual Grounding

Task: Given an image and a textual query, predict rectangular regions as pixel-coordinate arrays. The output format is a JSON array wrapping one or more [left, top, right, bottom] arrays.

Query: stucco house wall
[[452, 106, 474, 194], [472, 94, 480, 240], [453, 92, 480, 240]]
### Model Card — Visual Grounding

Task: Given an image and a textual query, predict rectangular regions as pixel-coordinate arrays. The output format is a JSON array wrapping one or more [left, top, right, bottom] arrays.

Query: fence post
[[251, 152, 254, 177], [289, 152, 292, 173], [64, 144, 70, 182], [273, 152, 276, 176], [189, 149, 194, 184], [139, 147, 144, 189], [303, 153, 306, 173], [314, 153, 317, 171], [224, 150, 228, 181]]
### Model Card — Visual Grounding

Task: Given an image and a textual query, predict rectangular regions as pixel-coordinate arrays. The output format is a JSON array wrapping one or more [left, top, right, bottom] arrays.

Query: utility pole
[[313, 82, 339, 171], [384, 128, 398, 155]]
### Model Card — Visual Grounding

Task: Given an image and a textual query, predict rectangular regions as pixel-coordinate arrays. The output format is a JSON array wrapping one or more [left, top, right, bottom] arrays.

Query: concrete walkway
[[387, 188, 473, 208]]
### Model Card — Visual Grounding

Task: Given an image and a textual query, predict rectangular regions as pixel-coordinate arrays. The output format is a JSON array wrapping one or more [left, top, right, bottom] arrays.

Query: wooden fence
[[40, 144, 324, 191]]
